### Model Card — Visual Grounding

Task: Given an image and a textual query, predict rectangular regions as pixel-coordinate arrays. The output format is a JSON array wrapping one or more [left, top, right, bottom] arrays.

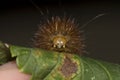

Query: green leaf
[[0, 40, 120, 80], [9, 45, 120, 80]]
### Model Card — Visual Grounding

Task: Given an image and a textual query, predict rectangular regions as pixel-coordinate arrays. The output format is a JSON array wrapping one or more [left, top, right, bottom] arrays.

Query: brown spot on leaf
[[60, 56, 78, 77]]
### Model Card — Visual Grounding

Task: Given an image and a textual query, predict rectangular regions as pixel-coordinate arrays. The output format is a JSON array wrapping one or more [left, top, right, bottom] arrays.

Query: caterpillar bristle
[[33, 16, 85, 55]]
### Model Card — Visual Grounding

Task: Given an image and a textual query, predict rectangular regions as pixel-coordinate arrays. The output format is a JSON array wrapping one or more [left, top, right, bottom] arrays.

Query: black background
[[0, 0, 120, 64]]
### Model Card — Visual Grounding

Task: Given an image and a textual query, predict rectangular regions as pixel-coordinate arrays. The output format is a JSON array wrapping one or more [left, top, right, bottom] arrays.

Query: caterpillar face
[[33, 16, 84, 55], [53, 35, 67, 48]]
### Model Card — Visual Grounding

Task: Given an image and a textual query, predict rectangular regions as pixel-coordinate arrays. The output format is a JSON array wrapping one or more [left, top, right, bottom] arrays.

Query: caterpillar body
[[33, 16, 85, 55]]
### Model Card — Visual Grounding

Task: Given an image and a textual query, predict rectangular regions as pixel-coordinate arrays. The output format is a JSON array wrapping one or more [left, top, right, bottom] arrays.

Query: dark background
[[0, 0, 120, 64]]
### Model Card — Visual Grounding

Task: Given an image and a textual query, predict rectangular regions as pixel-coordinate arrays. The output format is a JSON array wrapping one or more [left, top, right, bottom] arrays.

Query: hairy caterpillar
[[33, 16, 85, 55], [31, 0, 104, 55]]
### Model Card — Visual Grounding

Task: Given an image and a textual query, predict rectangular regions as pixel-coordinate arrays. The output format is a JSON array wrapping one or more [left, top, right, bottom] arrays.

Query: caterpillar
[[33, 16, 85, 55], [31, 0, 104, 55]]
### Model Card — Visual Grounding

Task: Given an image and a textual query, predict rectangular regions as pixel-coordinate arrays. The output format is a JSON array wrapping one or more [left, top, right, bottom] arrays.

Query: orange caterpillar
[[33, 16, 85, 55]]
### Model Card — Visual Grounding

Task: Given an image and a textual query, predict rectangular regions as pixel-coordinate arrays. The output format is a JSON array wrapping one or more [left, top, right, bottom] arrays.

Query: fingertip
[[0, 61, 31, 80]]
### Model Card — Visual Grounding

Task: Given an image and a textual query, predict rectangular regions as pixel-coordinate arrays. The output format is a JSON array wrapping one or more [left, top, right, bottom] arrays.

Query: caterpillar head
[[33, 16, 85, 55], [52, 34, 67, 49]]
